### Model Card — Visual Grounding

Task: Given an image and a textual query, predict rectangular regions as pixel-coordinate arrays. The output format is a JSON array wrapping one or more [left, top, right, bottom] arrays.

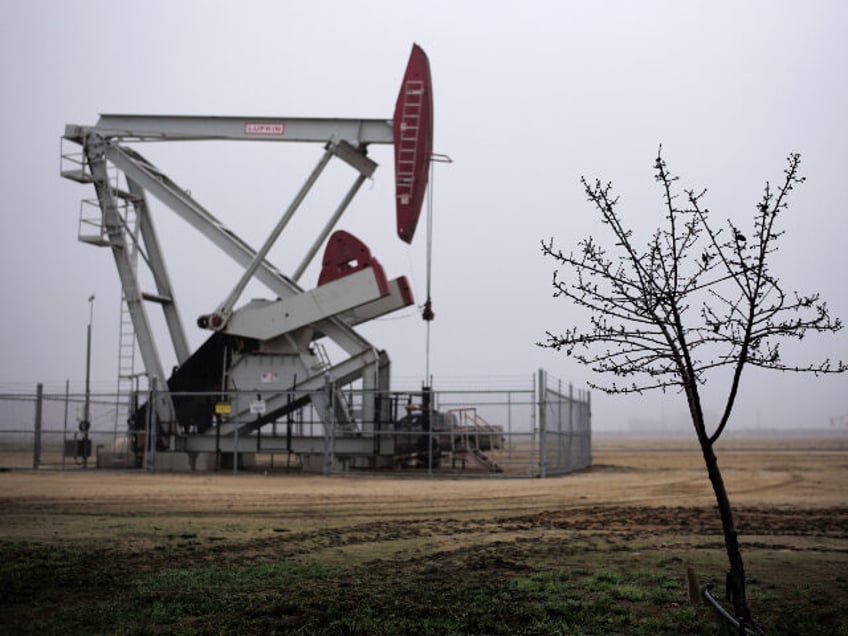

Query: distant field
[[595, 431, 848, 452], [1, 438, 846, 634]]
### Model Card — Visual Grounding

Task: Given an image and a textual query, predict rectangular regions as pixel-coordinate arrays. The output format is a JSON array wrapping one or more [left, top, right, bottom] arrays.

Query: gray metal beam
[[337, 278, 414, 327], [126, 178, 191, 365], [65, 115, 393, 144], [224, 268, 387, 341]]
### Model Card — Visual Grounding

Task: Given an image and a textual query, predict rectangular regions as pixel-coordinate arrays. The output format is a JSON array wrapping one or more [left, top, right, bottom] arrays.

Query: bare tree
[[539, 150, 845, 627]]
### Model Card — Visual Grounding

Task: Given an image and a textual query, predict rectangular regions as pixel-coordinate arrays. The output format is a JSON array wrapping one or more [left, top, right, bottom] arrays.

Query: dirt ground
[[2, 438, 847, 633], [1, 441, 846, 542]]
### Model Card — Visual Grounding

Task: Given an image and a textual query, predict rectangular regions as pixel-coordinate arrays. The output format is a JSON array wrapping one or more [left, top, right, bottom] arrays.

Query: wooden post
[[686, 566, 700, 606]]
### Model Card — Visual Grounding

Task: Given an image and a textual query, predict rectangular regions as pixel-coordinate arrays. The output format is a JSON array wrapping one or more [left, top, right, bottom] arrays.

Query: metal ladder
[[308, 343, 358, 432], [113, 190, 141, 438], [312, 341, 332, 373], [396, 79, 424, 202], [60, 143, 142, 439]]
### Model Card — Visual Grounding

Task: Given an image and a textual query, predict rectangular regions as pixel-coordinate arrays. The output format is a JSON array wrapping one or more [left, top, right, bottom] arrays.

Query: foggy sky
[[0, 0, 845, 432]]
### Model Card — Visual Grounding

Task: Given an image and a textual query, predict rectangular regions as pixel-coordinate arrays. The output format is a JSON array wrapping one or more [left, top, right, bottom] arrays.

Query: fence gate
[[537, 369, 592, 477]]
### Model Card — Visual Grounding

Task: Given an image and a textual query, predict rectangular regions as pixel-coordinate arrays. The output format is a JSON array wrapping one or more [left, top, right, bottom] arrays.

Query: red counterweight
[[318, 230, 390, 297]]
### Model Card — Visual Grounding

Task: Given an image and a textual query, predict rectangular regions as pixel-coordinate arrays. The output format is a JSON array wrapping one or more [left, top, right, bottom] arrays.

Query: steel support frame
[[126, 178, 191, 366], [102, 144, 376, 353], [68, 115, 396, 435], [83, 135, 176, 431]]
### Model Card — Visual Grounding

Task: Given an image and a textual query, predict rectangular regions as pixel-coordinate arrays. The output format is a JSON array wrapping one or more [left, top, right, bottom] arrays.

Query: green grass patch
[[2, 539, 847, 635], [509, 568, 709, 635]]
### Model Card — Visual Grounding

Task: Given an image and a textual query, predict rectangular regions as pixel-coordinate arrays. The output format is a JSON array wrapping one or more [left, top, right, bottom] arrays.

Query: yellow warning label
[[214, 402, 231, 415]]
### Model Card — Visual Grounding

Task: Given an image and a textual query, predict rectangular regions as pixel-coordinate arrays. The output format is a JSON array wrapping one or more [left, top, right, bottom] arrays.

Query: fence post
[[233, 427, 239, 475], [33, 383, 43, 469], [557, 378, 564, 472], [507, 390, 513, 464], [323, 375, 334, 475], [146, 378, 157, 474], [530, 373, 537, 476], [587, 389, 592, 467], [569, 382, 575, 471], [423, 385, 432, 476], [538, 369, 547, 479], [62, 380, 69, 470]]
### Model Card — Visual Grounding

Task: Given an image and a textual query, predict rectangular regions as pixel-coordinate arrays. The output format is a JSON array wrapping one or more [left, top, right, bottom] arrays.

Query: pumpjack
[[61, 45, 435, 469]]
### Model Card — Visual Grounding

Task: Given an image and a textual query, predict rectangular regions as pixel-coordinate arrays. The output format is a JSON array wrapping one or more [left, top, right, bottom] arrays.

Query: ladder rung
[[141, 292, 173, 305]]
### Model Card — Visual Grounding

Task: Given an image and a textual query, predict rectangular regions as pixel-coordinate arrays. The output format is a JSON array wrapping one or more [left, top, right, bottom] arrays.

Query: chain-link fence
[[537, 369, 592, 477], [0, 384, 133, 470], [0, 371, 591, 477]]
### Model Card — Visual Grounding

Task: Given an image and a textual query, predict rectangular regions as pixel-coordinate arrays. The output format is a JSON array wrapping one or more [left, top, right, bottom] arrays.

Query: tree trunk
[[699, 438, 752, 624]]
